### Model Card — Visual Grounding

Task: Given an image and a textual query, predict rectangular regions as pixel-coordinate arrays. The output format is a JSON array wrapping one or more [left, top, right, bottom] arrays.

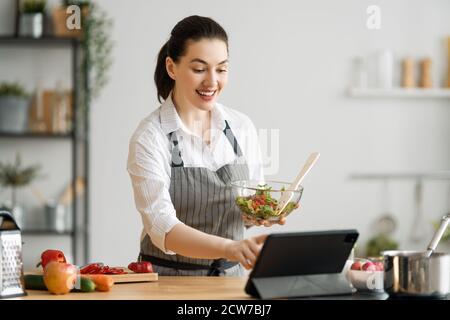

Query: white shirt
[[127, 94, 264, 254]]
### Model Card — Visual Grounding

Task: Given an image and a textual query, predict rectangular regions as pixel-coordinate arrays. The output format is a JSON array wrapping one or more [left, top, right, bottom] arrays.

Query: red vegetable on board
[[128, 261, 153, 273]]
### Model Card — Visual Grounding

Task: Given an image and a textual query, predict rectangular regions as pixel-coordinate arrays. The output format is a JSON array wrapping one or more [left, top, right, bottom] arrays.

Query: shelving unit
[[0, 35, 89, 265], [0, 132, 73, 139], [0, 36, 76, 46], [350, 171, 450, 180], [348, 87, 450, 99], [22, 230, 74, 236]]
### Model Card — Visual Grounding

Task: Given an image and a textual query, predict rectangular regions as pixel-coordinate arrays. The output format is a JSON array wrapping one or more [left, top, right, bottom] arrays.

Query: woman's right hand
[[223, 234, 268, 270]]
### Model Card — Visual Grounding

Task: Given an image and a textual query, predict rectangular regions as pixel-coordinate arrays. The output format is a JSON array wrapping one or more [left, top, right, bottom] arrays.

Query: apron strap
[[139, 254, 238, 276], [223, 120, 243, 157], [207, 258, 238, 276], [168, 131, 184, 167], [169, 120, 243, 168]]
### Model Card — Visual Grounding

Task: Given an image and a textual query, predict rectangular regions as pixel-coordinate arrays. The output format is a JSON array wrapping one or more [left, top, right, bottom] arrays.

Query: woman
[[127, 15, 286, 276]]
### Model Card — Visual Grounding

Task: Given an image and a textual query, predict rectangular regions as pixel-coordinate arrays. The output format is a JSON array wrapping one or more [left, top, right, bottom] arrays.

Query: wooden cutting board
[[104, 267, 158, 283], [109, 271, 158, 284], [26, 269, 158, 284]]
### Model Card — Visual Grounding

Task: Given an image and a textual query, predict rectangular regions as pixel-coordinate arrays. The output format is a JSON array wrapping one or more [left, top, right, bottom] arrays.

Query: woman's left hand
[[242, 203, 301, 227], [242, 214, 287, 227]]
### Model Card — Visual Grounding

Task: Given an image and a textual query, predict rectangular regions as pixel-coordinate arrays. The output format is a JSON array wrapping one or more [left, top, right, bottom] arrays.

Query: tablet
[[245, 229, 359, 296]]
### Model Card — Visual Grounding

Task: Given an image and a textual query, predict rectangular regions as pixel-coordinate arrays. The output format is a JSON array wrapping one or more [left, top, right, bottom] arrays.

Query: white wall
[[1, 0, 449, 268]]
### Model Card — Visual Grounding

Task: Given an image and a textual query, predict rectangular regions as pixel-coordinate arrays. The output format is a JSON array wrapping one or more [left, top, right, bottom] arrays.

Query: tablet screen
[[250, 229, 359, 278]]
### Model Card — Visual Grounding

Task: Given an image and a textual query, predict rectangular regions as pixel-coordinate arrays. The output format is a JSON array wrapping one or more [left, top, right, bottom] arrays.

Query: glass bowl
[[230, 180, 303, 222], [347, 257, 384, 293]]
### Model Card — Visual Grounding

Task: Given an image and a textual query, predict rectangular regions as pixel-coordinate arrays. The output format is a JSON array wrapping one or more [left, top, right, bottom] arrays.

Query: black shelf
[[0, 132, 73, 139], [22, 229, 74, 236], [0, 35, 79, 46]]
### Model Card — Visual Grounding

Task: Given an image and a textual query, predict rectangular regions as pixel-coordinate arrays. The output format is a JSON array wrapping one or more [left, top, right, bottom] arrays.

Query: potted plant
[[0, 153, 41, 228], [18, 0, 47, 38], [365, 233, 399, 257], [0, 82, 30, 133]]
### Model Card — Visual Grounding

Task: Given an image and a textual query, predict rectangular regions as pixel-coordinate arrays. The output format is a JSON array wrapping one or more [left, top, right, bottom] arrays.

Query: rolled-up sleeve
[[127, 130, 181, 254]]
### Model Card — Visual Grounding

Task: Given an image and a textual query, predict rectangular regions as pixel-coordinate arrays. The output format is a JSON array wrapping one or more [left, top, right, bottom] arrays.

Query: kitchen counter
[[11, 276, 252, 300], [13, 276, 444, 300]]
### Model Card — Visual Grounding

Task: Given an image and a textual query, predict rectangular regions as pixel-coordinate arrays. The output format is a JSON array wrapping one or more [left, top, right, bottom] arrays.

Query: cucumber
[[72, 277, 96, 292], [24, 274, 96, 293], [24, 274, 47, 290]]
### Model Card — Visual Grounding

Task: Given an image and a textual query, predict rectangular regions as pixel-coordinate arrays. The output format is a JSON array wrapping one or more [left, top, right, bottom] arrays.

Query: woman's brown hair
[[154, 15, 228, 103]]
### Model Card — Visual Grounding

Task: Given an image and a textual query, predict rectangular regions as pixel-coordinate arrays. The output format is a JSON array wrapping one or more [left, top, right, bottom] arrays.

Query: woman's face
[[166, 38, 228, 111]]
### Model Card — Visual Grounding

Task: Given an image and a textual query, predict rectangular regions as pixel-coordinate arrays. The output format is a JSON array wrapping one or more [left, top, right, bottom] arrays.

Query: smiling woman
[[127, 15, 294, 278], [166, 39, 229, 114], [154, 16, 229, 105], [187, 55, 229, 101]]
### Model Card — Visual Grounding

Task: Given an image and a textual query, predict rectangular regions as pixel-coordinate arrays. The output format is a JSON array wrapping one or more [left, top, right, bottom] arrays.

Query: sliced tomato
[[107, 267, 127, 274], [80, 263, 104, 274]]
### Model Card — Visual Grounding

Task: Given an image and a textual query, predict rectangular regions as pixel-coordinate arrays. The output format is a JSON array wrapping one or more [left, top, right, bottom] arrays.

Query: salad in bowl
[[231, 180, 303, 222]]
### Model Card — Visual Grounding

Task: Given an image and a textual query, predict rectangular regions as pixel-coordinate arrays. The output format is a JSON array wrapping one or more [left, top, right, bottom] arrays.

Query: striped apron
[[139, 120, 249, 276]]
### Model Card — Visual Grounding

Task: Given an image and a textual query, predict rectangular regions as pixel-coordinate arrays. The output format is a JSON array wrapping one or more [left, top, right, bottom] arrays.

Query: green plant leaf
[[21, 0, 46, 13], [365, 234, 399, 257], [0, 153, 41, 187], [0, 82, 28, 98]]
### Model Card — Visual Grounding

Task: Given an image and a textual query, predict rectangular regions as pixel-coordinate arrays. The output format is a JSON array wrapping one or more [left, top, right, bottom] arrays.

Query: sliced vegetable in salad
[[235, 184, 299, 220]]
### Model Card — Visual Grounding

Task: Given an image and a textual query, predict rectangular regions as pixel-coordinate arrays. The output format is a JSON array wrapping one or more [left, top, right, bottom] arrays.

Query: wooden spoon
[[277, 152, 320, 214]]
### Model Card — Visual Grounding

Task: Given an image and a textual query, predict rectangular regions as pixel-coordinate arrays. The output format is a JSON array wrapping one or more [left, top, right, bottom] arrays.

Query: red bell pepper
[[37, 249, 67, 268], [128, 261, 153, 273]]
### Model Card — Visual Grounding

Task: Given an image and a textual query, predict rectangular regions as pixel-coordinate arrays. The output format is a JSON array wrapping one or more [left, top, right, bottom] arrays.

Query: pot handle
[[426, 214, 450, 257]]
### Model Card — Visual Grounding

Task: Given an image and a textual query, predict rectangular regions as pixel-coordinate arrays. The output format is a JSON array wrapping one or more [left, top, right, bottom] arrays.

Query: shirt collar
[[159, 91, 232, 136], [159, 93, 183, 135]]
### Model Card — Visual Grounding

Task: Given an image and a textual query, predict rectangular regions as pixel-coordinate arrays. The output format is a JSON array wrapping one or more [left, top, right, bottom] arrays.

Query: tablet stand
[[249, 272, 353, 299]]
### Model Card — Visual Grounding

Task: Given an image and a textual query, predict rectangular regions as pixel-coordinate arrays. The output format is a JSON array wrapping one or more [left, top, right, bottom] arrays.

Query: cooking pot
[[383, 250, 450, 298], [382, 213, 450, 298]]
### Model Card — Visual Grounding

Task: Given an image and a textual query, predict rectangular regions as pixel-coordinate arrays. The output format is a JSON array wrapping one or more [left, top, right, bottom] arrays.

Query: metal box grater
[[0, 210, 26, 298]]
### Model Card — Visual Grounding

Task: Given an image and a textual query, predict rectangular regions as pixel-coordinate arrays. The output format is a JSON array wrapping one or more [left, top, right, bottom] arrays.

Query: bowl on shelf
[[230, 180, 303, 222], [347, 257, 384, 293]]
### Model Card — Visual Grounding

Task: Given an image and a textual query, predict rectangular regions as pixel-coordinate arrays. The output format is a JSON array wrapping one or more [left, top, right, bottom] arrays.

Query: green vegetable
[[72, 277, 96, 292], [24, 274, 96, 292], [255, 184, 271, 196], [235, 184, 299, 220], [24, 274, 47, 290]]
